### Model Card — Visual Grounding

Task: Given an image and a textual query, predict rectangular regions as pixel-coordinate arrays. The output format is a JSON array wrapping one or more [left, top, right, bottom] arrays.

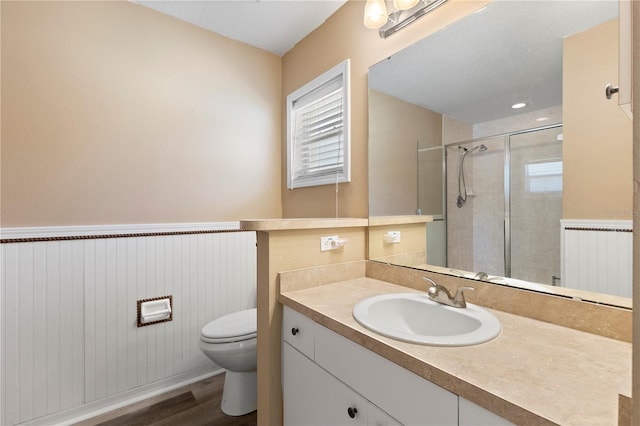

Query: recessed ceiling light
[[511, 102, 527, 109], [535, 117, 549, 122]]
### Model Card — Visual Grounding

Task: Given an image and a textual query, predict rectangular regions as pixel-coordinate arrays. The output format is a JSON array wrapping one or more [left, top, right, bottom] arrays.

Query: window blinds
[[289, 75, 346, 189]]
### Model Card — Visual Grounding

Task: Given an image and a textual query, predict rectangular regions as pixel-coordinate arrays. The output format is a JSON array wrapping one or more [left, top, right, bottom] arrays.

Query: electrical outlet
[[384, 231, 401, 244], [320, 235, 339, 252]]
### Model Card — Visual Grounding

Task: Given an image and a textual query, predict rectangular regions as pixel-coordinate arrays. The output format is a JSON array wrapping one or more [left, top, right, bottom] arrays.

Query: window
[[526, 160, 562, 193], [287, 59, 350, 189]]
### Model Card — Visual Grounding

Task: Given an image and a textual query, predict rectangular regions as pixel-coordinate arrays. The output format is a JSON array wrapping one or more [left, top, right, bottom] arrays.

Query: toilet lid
[[201, 308, 257, 343]]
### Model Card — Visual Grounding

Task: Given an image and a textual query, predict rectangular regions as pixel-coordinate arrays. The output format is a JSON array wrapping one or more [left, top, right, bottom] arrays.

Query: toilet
[[200, 308, 257, 416]]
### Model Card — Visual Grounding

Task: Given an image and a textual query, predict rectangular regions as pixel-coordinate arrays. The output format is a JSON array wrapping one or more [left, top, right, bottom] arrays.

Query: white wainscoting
[[1, 223, 257, 425], [560, 219, 632, 298]]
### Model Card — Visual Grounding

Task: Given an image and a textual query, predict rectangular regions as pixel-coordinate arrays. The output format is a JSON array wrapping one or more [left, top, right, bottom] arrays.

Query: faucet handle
[[422, 276, 438, 288], [453, 286, 475, 304], [423, 277, 454, 301]]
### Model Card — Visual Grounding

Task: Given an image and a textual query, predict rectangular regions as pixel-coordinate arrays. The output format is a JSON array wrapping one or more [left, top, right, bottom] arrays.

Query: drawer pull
[[347, 406, 358, 419], [291, 327, 299, 336]]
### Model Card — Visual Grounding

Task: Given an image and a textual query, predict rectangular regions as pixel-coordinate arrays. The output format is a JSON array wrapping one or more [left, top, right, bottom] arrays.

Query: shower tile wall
[[445, 116, 474, 271], [471, 138, 505, 276], [443, 115, 473, 145], [446, 137, 505, 276], [446, 145, 474, 272]]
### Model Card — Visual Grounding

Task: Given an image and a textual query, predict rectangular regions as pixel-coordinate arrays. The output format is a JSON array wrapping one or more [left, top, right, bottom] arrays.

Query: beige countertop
[[368, 215, 433, 226], [240, 218, 368, 231], [279, 277, 632, 425]]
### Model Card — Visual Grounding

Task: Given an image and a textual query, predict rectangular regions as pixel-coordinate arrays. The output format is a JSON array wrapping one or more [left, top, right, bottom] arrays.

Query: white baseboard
[[18, 367, 224, 426]]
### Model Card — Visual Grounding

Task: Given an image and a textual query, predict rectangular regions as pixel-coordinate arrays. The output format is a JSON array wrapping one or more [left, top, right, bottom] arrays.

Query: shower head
[[470, 144, 488, 153], [459, 144, 488, 154]]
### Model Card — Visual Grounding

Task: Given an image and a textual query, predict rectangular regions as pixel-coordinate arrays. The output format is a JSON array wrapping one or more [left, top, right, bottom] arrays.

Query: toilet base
[[221, 370, 257, 416]]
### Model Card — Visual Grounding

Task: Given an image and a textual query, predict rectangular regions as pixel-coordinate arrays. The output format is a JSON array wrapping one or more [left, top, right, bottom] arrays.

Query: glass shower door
[[508, 126, 563, 285], [417, 145, 445, 266]]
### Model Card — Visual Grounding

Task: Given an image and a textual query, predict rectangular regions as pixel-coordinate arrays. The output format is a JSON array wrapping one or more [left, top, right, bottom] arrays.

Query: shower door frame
[[443, 122, 563, 279], [504, 123, 563, 278], [417, 144, 447, 266]]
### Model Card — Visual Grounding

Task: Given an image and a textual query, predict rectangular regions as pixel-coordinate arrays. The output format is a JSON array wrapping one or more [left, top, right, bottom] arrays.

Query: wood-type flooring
[[74, 373, 257, 426]]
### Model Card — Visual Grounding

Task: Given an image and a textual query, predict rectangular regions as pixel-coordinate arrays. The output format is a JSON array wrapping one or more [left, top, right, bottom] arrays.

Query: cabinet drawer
[[282, 306, 316, 359], [368, 402, 402, 426], [315, 325, 457, 425], [284, 342, 368, 426]]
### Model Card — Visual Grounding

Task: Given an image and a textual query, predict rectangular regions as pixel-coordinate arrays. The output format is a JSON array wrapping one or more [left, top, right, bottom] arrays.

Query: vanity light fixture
[[364, 0, 448, 39], [511, 102, 527, 109]]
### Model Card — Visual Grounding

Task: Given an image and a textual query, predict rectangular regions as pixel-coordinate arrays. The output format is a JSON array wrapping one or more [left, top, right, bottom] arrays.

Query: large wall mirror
[[368, 0, 633, 307]]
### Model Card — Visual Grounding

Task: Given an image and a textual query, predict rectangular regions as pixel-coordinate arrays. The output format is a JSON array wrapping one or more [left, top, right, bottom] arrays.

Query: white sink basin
[[352, 293, 501, 346]]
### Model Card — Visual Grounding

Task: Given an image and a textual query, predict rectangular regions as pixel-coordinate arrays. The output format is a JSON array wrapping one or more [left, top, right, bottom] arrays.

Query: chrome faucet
[[422, 277, 474, 308]]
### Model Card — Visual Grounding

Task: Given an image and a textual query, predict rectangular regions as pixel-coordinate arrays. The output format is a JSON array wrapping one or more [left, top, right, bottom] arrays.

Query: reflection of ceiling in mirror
[[368, 1, 618, 124]]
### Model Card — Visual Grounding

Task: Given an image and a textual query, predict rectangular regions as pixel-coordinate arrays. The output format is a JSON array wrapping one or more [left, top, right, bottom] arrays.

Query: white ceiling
[[368, 1, 619, 124], [135, 0, 348, 56], [135, 0, 619, 124]]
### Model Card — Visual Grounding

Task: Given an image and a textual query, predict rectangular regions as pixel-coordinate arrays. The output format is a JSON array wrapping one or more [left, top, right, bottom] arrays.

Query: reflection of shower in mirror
[[456, 144, 487, 208]]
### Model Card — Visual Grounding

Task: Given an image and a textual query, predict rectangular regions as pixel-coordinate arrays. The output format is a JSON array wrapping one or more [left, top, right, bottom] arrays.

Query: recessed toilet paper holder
[[137, 295, 173, 327]]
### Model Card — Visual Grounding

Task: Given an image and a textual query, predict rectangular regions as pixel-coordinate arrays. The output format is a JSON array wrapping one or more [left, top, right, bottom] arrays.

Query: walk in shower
[[421, 124, 563, 285]]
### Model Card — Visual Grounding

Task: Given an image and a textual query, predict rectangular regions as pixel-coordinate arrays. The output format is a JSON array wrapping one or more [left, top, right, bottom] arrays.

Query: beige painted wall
[[368, 222, 427, 265], [281, 0, 490, 218], [1, 1, 282, 227], [369, 89, 442, 216], [254, 225, 367, 426], [563, 19, 633, 220]]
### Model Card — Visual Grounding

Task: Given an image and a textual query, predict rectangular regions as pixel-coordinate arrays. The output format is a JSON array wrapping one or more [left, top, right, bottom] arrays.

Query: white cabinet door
[[314, 324, 458, 426], [459, 397, 514, 426], [283, 342, 368, 426], [368, 402, 402, 426]]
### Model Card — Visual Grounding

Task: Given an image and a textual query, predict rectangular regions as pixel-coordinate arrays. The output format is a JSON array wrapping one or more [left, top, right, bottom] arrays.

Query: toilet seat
[[201, 308, 257, 344]]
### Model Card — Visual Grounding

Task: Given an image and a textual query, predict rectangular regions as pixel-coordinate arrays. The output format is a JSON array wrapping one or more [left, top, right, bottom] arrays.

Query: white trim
[[560, 219, 632, 230], [286, 59, 351, 189], [18, 368, 223, 426], [0, 222, 241, 240]]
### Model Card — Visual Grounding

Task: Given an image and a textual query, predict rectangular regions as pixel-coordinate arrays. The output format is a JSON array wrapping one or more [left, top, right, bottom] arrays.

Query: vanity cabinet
[[283, 306, 513, 426], [283, 343, 370, 425], [283, 307, 400, 425]]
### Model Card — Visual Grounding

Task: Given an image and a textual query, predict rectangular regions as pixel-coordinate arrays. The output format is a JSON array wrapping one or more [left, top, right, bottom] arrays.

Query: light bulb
[[364, 0, 389, 29], [393, 0, 419, 10]]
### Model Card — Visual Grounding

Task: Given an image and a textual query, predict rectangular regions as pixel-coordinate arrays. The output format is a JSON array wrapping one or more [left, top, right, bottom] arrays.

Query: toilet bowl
[[200, 308, 257, 416]]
